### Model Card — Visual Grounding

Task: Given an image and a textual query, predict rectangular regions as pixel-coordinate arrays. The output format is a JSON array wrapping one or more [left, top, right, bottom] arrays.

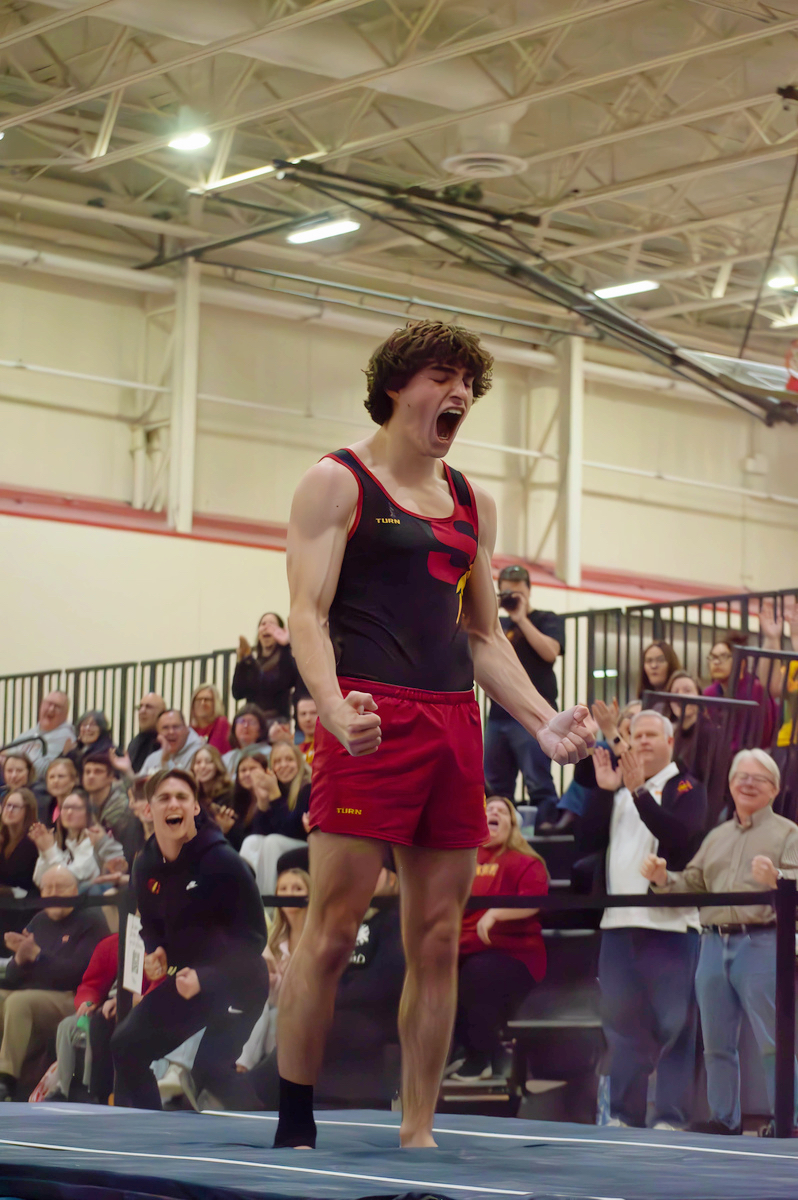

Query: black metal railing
[[560, 587, 798, 712], [4, 585, 798, 755], [3, 881, 795, 1135]]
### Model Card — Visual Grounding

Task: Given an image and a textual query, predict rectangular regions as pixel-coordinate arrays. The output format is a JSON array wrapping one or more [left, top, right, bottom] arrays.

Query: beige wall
[[1, 265, 797, 674]]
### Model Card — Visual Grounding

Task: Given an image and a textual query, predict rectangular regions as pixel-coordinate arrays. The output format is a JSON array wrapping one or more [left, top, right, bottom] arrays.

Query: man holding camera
[[484, 564, 565, 826]]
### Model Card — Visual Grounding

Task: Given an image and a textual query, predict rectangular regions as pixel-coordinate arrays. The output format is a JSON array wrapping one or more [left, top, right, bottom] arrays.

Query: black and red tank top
[[326, 448, 479, 692]]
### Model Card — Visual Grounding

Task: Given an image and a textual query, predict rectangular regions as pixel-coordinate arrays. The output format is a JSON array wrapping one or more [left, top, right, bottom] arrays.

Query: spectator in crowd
[[0, 753, 36, 801], [548, 701, 642, 826], [141, 710, 203, 776], [42, 757, 79, 826], [218, 753, 272, 850], [51, 932, 119, 1102], [578, 711, 708, 1129], [238, 868, 310, 1070], [66, 711, 113, 772], [249, 857, 405, 1110], [704, 638, 776, 750], [233, 613, 298, 722], [239, 746, 311, 891], [190, 746, 234, 810], [111, 694, 167, 775], [637, 641, 681, 699], [452, 796, 547, 1082], [81, 753, 129, 841], [757, 596, 798, 818], [119, 776, 153, 873], [222, 705, 272, 776], [111, 769, 268, 1111], [666, 671, 725, 828], [30, 792, 121, 890], [483, 564, 566, 827], [0, 789, 38, 937], [642, 748, 798, 1136], [7, 692, 74, 779], [0, 864, 108, 1100], [189, 685, 231, 756], [268, 718, 294, 747], [296, 697, 318, 766]]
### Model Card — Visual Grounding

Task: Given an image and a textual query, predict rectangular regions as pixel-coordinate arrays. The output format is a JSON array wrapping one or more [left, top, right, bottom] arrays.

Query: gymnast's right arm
[[286, 458, 382, 757]]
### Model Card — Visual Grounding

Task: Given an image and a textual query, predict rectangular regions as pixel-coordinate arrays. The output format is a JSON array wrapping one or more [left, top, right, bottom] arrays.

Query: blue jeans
[[484, 714, 559, 809], [599, 927, 700, 1127], [695, 928, 798, 1129]]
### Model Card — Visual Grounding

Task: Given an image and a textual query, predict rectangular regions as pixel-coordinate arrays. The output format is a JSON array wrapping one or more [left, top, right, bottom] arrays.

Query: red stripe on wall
[[0, 483, 736, 602]]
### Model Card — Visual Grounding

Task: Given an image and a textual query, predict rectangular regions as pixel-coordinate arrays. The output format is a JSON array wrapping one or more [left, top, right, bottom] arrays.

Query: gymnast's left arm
[[462, 484, 593, 767]]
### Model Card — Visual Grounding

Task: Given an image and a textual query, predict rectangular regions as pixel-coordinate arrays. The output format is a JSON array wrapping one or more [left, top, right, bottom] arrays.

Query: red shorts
[[308, 677, 487, 850]]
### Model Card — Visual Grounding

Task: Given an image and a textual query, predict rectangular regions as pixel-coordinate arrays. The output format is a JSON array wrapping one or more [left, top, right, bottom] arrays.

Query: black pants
[[111, 977, 266, 1110], [455, 952, 532, 1058], [88, 1009, 115, 1104]]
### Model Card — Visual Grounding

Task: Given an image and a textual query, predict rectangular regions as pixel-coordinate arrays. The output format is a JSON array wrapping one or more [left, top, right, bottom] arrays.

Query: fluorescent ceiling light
[[593, 280, 659, 299], [767, 274, 797, 290], [287, 218, 360, 245], [202, 164, 276, 191], [169, 130, 211, 152], [0, 133, 4, 142]]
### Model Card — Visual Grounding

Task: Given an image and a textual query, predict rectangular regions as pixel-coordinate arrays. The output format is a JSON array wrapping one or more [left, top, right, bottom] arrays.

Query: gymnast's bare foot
[[400, 1128, 437, 1148]]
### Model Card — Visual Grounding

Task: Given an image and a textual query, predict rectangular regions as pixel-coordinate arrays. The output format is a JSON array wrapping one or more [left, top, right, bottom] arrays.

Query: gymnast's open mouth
[[436, 408, 463, 441]]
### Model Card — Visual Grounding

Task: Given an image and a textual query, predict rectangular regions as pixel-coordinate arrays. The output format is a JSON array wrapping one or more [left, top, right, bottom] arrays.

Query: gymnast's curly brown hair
[[364, 320, 494, 426]]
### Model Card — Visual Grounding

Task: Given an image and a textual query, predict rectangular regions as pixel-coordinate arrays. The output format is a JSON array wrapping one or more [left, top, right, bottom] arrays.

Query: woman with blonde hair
[[238, 868, 310, 1070], [189, 683, 231, 755], [190, 745, 234, 809], [239, 743, 311, 893], [451, 795, 548, 1082]]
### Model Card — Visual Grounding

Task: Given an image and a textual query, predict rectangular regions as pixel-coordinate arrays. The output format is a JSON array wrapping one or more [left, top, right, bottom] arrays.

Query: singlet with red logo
[[326, 448, 479, 692]]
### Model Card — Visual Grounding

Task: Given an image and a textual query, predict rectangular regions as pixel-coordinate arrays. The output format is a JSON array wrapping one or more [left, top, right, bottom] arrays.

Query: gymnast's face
[[386, 363, 473, 459]]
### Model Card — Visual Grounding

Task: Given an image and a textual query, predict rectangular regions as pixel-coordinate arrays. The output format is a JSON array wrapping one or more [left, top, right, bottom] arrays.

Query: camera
[[499, 592, 522, 612]]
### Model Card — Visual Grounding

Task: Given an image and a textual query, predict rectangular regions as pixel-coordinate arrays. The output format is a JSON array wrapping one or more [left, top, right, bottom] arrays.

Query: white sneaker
[[605, 1117, 630, 1127], [653, 1121, 677, 1131], [450, 1062, 492, 1083], [156, 1063, 185, 1102]]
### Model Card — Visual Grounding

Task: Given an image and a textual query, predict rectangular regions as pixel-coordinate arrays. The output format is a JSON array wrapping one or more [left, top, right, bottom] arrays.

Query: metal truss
[[144, 158, 798, 424]]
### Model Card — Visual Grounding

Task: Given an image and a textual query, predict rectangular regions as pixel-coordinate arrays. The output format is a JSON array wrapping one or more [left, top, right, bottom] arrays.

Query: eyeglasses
[[734, 773, 773, 787], [3, 803, 24, 813], [644, 655, 668, 667], [236, 718, 260, 728], [707, 652, 733, 663]]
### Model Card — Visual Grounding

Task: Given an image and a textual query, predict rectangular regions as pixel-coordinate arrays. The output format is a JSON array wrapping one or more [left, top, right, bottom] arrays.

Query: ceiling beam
[[0, 0, 383, 135], [520, 90, 774, 171], [529, 136, 798, 217], [146, 14, 798, 190], [0, 0, 117, 53], [69, 0, 672, 173]]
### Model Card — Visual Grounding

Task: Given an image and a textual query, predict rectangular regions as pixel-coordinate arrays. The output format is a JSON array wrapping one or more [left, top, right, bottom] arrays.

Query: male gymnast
[[275, 320, 592, 1149]]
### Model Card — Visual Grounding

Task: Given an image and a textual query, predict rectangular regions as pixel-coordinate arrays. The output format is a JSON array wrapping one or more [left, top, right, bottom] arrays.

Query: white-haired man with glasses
[[643, 748, 798, 1135], [580, 709, 708, 1130]]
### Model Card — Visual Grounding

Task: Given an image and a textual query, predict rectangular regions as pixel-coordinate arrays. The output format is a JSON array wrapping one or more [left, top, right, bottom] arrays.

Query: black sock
[[273, 1076, 317, 1149]]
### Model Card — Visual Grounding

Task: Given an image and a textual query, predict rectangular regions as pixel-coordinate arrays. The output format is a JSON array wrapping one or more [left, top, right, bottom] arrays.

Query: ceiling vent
[[441, 151, 527, 179]]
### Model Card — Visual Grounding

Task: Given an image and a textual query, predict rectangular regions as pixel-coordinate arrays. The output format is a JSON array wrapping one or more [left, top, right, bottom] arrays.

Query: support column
[[168, 257, 200, 532], [555, 336, 583, 588]]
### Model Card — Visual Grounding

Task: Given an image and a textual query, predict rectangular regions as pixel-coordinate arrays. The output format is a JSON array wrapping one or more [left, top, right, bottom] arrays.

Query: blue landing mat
[[0, 1106, 797, 1199]]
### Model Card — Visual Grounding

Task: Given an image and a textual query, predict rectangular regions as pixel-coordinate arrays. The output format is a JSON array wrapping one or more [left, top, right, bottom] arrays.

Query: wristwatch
[[632, 785, 648, 801]]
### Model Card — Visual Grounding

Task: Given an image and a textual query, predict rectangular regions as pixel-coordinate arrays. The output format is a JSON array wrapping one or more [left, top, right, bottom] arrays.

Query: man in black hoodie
[[111, 768, 268, 1110]]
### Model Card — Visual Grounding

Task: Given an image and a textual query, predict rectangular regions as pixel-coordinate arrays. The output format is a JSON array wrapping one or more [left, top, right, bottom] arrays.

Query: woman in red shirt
[[452, 795, 548, 1082]]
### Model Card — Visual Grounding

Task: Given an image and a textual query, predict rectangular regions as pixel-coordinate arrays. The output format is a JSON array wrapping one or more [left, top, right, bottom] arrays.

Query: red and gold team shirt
[[459, 846, 548, 981]]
